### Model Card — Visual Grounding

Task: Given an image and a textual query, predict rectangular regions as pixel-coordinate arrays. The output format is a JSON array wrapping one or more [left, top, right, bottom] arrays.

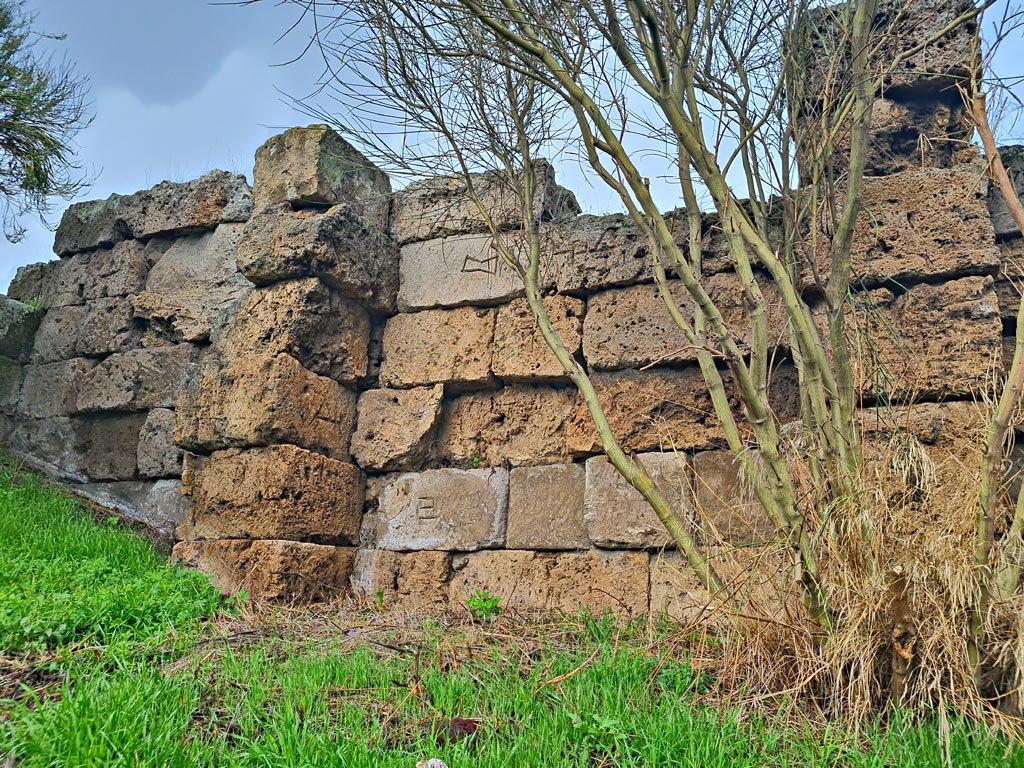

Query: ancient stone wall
[[0, 2, 1012, 614]]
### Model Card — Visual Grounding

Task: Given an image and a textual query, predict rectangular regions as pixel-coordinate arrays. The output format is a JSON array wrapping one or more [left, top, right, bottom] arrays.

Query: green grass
[[1, 456, 1022, 767]]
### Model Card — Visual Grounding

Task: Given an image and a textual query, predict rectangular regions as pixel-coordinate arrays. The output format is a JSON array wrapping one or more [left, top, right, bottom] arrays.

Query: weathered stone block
[[253, 125, 391, 229], [583, 453, 689, 549], [990, 145, 1024, 238], [132, 225, 252, 344], [691, 451, 774, 545], [0, 356, 23, 415], [380, 307, 494, 389], [236, 204, 399, 313], [847, 276, 1001, 399], [493, 296, 583, 381], [30, 304, 85, 363], [74, 298, 141, 358], [583, 276, 787, 371], [219, 278, 369, 385], [350, 549, 451, 608], [437, 386, 576, 467], [74, 479, 188, 540], [137, 408, 182, 478], [76, 345, 198, 413], [175, 352, 356, 459], [567, 368, 728, 455], [449, 550, 649, 615], [650, 549, 789, 624], [507, 464, 588, 550], [371, 468, 508, 551], [11, 413, 147, 482], [397, 234, 525, 311], [179, 445, 364, 545], [0, 297, 43, 361], [172, 539, 355, 602], [54, 170, 252, 256], [7, 261, 56, 306], [18, 359, 98, 418], [393, 161, 579, 244], [995, 238, 1024, 321], [350, 385, 444, 472]]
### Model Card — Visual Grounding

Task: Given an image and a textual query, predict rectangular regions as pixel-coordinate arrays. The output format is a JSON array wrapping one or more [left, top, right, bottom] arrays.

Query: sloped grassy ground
[[0, 455, 1020, 767]]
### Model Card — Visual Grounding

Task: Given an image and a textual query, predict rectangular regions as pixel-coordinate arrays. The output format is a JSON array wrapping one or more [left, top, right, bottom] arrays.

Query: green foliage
[[0, 0, 91, 242], [0, 457, 221, 652], [466, 589, 502, 621]]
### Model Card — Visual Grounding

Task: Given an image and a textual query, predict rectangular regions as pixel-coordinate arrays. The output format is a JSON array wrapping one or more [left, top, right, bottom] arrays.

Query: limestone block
[[73, 479, 188, 539], [219, 278, 369, 385], [132, 225, 252, 344], [253, 125, 391, 229], [76, 345, 198, 412], [567, 368, 728, 455], [507, 464, 588, 550], [583, 276, 788, 371], [397, 234, 525, 311], [650, 548, 789, 625], [350, 385, 444, 472], [350, 549, 451, 608], [691, 451, 774, 545], [236, 203, 399, 313], [179, 445, 364, 545], [990, 145, 1024, 238], [393, 161, 579, 244], [11, 413, 147, 482], [137, 408, 182, 479], [172, 539, 355, 602], [493, 296, 584, 382], [0, 356, 23, 415], [847, 276, 1001, 399], [175, 352, 356, 459], [449, 550, 649, 616], [436, 386, 576, 467], [583, 453, 689, 549], [380, 307, 494, 389], [829, 168, 1000, 287], [799, 0, 978, 106], [371, 468, 508, 551], [74, 298, 141, 358], [0, 298, 42, 361], [18, 358, 98, 418], [54, 170, 252, 256]]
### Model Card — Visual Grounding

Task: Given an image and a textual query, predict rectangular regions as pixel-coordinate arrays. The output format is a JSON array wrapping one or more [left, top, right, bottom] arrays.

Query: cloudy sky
[[1, 0, 1022, 292]]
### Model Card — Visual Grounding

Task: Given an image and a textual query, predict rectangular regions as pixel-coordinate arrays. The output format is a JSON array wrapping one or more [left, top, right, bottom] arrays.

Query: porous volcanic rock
[[380, 307, 495, 389], [350, 384, 445, 472], [492, 296, 584, 382]]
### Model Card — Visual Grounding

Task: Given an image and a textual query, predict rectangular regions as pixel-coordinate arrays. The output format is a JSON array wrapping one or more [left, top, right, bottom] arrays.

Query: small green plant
[[466, 590, 502, 621]]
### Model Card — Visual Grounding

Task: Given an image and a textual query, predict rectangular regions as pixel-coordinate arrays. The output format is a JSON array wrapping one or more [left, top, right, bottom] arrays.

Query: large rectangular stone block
[[583, 453, 690, 549], [0, 298, 43, 361], [369, 468, 508, 551], [73, 479, 188, 541], [380, 307, 494, 389], [236, 204, 399, 313], [990, 146, 1024, 238], [350, 549, 451, 609], [397, 234, 525, 311], [847, 276, 1001, 399], [583, 276, 787, 371], [132, 225, 252, 344], [436, 385, 576, 467], [11, 413, 147, 482], [350, 385, 445, 472], [393, 161, 579, 244], [74, 298, 142, 358], [492, 296, 583, 382], [691, 451, 774, 545], [507, 464, 588, 550], [994, 239, 1024, 321], [567, 368, 728, 455], [174, 352, 356, 460], [253, 125, 391, 229], [179, 445, 364, 545], [172, 539, 355, 602], [219, 278, 369, 385], [76, 345, 198, 412], [449, 550, 650, 616], [137, 408, 182, 478], [0, 356, 23, 416], [18, 358, 98, 418]]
